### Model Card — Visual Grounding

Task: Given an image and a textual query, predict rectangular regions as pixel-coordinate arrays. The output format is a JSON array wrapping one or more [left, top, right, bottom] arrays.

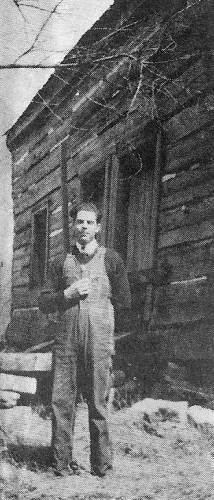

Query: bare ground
[[1, 402, 214, 500]]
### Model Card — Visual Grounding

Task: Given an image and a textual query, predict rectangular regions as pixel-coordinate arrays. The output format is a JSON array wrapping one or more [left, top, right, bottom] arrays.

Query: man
[[39, 202, 131, 477]]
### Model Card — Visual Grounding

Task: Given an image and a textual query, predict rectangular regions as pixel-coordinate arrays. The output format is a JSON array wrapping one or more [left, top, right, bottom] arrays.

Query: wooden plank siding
[[14, 169, 62, 216], [6, 0, 214, 359], [152, 87, 214, 358]]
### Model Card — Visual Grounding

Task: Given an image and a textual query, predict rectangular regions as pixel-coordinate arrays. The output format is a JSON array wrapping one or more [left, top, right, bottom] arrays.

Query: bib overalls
[[52, 246, 114, 475]]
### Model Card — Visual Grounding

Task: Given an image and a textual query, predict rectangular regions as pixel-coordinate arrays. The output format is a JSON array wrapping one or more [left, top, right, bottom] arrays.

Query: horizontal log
[[158, 238, 214, 281], [157, 62, 210, 123], [152, 278, 209, 326], [153, 320, 214, 360], [159, 220, 214, 249], [14, 168, 61, 216], [13, 227, 31, 251], [12, 269, 30, 288], [161, 178, 214, 210], [14, 189, 61, 233], [14, 147, 60, 197], [0, 407, 51, 447], [13, 246, 30, 263], [0, 353, 52, 373], [162, 162, 214, 197], [12, 118, 70, 177], [164, 96, 214, 146], [0, 374, 37, 394], [12, 254, 30, 273], [166, 124, 214, 174], [12, 122, 53, 170], [159, 195, 214, 233]]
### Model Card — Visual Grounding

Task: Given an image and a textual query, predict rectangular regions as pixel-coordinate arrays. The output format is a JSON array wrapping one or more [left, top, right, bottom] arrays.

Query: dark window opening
[[113, 153, 141, 265], [81, 168, 105, 243], [31, 207, 48, 286], [81, 168, 105, 212], [114, 163, 131, 264]]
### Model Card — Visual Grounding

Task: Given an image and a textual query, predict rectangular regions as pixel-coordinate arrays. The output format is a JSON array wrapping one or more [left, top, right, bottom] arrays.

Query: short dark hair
[[70, 202, 102, 223]]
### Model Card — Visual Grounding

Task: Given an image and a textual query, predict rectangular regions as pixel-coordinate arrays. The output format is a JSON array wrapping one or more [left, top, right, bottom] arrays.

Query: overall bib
[[52, 246, 114, 474]]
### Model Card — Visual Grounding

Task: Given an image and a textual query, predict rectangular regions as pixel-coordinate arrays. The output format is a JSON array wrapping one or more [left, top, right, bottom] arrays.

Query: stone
[[188, 405, 214, 438], [127, 398, 188, 424], [0, 390, 20, 409], [0, 407, 51, 447]]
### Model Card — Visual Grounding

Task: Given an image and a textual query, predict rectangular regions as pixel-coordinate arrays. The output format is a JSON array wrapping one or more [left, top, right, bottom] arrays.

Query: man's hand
[[64, 278, 90, 300]]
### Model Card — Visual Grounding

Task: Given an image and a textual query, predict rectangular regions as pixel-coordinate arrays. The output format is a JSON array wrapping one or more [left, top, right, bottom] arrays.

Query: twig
[[94, 21, 139, 47], [127, 59, 145, 115], [13, 0, 64, 63], [19, 3, 56, 13], [37, 91, 63, 122], [86, 96, 124, 119], [11, 0, 27, 22], [52, 72, 69, 85]]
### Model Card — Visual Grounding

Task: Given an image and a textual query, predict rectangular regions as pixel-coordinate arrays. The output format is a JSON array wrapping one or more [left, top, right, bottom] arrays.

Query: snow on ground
[[1, 401, 214, 499]]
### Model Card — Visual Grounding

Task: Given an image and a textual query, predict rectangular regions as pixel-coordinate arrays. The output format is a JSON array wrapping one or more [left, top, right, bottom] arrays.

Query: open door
[[106, 129, 163, 337]]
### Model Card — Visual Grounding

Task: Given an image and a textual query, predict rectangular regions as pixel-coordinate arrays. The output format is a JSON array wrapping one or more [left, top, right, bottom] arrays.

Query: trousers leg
[[87, 354, 113, 475], [52, 343, 77, 469]]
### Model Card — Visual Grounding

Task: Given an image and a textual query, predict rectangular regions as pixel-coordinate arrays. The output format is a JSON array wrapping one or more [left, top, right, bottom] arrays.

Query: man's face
[[74, 210, 100, 245]]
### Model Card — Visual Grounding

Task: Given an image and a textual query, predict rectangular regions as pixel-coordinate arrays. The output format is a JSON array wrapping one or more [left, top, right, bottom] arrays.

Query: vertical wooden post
[[29, 211, 36, 288], [60, 140, 70, 254], [144, 127, 163, 323], [44, 201, 50, 281], [148, 127, 163, 268], [101, 158, 111, 245], [107, 155, 120, 249]]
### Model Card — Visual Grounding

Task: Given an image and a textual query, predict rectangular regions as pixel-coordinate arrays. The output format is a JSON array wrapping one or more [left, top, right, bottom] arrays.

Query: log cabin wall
[[6, 0, 214, 358], [153, 104, 214, 361]]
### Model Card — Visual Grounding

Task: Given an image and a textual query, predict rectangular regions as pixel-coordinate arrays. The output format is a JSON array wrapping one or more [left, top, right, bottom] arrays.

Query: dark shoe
[[69, 460, 81, 475], [91, 465, 113, 478], [53, 467, 70, 477], [53, 462, 80, 477]]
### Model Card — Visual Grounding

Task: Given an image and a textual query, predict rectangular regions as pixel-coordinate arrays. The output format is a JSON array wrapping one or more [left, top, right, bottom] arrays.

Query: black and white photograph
[[0, 0, 214, 498]]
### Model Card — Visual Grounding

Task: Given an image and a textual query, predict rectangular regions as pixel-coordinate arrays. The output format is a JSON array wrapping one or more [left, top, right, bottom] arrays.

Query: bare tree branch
[[11, 0, 27, 22], [19, 3, 56, 14], [0, 63, 74, 69], [0, 51, 139, 69], [13, 0, 65, 63]]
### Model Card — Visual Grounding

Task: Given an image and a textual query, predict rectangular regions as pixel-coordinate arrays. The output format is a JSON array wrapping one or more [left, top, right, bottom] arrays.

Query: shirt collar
[[76, 239, 98, 256]]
